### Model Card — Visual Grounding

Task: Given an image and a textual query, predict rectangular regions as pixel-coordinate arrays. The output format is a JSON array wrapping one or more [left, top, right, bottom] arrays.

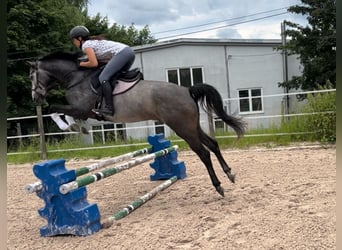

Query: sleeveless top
[[82, 40, 128, 63]]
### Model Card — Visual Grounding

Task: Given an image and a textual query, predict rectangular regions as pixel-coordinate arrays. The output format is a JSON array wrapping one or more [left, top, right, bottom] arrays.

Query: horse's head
[[29, 61, 53, 104], [29, 51, 81, 104]]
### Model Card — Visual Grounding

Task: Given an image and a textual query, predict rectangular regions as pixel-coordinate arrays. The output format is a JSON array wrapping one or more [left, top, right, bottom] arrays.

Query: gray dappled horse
[[29, 51, 246, 196]]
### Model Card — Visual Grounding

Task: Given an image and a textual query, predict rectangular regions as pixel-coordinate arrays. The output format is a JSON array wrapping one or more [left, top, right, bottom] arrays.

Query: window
[[179, 68, 191, 87], [192, 68, 203, 84], [155, 121, 165, 135], [167, 67, 203, 87], [238, 88, 263, 113], [168, 70, 178, 84]]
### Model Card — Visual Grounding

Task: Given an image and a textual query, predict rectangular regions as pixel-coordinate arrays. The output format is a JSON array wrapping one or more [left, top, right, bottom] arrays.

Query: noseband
[[31, 61, 46, 97]]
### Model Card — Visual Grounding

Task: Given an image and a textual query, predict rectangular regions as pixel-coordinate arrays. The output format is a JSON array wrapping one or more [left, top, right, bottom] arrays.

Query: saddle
[[88, 67, 144, 120], [90, 67, 144, 96]]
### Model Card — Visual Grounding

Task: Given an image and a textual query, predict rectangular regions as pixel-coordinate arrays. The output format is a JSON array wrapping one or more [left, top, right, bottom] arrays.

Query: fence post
[[207, 112, 215, 137], [36, 105, 47, 160], [16, 122, 23, 148]]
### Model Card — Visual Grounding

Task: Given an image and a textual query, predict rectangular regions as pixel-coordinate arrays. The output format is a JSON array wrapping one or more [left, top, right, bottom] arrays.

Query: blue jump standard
[[148, 133, 187, 181], [32, 134, 187, 236]]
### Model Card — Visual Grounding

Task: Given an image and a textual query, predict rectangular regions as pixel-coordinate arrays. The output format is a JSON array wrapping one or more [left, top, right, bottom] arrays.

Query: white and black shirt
[[82, 40, 128, 62]]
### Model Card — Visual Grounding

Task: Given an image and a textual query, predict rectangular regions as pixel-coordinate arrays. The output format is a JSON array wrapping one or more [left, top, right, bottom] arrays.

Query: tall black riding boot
[[92, 80, 114, 116]]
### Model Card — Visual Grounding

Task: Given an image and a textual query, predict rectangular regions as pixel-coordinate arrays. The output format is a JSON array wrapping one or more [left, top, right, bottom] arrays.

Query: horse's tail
[[189, 83, 246, 138]]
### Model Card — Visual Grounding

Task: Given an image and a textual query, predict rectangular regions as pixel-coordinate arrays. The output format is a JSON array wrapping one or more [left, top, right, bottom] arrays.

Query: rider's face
[[72, 38, 81, 48]]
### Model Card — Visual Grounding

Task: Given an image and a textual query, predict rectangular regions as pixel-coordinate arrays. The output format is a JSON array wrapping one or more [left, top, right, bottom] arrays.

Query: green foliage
[[83, 16, 157, 46], [302, 85, 336, 142], [7, 0, 88, 119], [7, 0, 156, 138], [280, 85, 335, 143], [7, 116, 335, 164], [277, 0, 336, 90], [84, 14, 110, 38], [107, 23, 157, 46]]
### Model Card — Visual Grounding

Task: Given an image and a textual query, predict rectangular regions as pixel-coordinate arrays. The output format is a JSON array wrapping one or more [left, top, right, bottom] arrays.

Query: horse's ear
[[25, 61, 35, 67]]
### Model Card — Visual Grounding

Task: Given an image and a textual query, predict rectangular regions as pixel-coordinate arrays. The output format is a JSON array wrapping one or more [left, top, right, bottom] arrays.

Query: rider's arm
[[79, 47, 98, 68]]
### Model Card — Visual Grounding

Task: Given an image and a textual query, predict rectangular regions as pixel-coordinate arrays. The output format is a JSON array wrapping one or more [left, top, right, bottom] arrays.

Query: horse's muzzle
[[32, 91, 45, 105]]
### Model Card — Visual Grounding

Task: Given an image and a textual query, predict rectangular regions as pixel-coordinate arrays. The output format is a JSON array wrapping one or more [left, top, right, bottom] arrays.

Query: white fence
[[7, 89, 335, 157]]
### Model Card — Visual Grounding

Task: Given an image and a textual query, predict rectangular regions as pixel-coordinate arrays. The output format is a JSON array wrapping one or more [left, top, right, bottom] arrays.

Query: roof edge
[[133, 38, 282, 52]]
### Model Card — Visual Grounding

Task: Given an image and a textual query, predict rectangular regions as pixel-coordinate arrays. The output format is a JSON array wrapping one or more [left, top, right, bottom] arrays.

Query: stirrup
[[92, 108, 113, 116]]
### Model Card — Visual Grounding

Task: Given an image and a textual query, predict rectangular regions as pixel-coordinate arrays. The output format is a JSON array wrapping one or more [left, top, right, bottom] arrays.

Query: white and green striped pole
[[59, 146, 178, 195], [25, 146, 153, 194], [74, 146, 153, 176], [101, 176, 178, 229]]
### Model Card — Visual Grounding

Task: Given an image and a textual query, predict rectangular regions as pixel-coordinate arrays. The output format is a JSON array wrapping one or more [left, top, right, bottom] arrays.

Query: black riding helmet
[[70, 25, 90, 40]]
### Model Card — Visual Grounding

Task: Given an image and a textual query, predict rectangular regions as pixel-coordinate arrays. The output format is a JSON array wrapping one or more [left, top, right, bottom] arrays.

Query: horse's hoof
[[67, 124, 80, 132], [227, 172, 235, 183], [81, 127, 89, 134], [216, 186, 225, 197], [101, 221, 114, 229]]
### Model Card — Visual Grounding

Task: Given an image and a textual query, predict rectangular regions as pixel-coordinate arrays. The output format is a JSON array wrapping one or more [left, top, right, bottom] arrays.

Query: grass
[[8, 87, 336, 164], [7, 135, 151, 164], [7, 126, 328, 165]]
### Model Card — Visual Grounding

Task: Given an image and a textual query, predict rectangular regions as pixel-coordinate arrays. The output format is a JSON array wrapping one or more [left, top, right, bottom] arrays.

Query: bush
[[302, 84, 336, 142]]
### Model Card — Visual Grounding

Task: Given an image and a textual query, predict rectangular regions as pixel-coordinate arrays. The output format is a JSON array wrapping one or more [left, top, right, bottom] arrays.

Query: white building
[[85, 38, 302, 143]]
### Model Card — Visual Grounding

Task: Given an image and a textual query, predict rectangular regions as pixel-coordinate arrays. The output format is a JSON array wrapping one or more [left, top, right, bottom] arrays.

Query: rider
[[69, 25, 135, 116]]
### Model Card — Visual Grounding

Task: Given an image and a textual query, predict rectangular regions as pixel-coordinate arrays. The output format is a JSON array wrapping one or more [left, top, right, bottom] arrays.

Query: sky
[[87, 0, 308, 41]]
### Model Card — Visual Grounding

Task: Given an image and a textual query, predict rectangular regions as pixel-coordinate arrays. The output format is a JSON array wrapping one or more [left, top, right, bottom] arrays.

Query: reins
[[65, 68, 98, 90], [63, 70, 82, 90], [33, 59, 94, 91]]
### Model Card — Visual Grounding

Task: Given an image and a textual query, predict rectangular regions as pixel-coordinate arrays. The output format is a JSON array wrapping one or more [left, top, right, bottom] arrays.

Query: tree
[[84, 13, 110, 38], [7, 0, 157, 147], [107, 23, 157, 46], [67, 0, 89, 10], [7, 0, 157, 119], [83, 15, 157, 46], [7, 0, 87, 118], [278, 0, 336, 90], [132, 25, 157, 46]]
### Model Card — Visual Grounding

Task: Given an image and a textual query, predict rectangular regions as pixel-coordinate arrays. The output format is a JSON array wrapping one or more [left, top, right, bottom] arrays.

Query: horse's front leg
[[50, 104, 95, 120]]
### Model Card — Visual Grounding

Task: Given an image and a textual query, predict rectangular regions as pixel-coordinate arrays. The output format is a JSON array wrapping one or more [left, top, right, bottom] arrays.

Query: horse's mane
[[39, 51, 82, 62]]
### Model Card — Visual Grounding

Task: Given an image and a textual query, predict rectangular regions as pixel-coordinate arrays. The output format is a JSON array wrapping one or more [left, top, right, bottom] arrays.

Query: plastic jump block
[[33, 159, 101, 236], [148, 134, 187, 180]]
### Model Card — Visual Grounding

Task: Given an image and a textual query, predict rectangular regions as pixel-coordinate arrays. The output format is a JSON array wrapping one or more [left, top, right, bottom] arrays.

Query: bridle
[[31, 60, 45, 96], [31, 56, 94, 99]]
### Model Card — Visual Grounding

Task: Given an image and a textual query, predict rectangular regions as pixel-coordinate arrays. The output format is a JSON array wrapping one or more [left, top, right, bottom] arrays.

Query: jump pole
[[59, 145, 178, 195], [28, 134, 187, 236], [25, 146, 153, 193], [101, 176, 178, 229]]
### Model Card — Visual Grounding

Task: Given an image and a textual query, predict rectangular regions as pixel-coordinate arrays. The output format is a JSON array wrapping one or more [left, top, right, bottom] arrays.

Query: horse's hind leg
[[199, 130, 236, 183], [161, 99, 224, 196], [171, 127, 225, 196], [190, 143, 225, 196]]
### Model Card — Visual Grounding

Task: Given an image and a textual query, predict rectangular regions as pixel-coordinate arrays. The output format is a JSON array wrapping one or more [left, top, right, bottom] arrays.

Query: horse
[[29, 51, 246, 197]]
